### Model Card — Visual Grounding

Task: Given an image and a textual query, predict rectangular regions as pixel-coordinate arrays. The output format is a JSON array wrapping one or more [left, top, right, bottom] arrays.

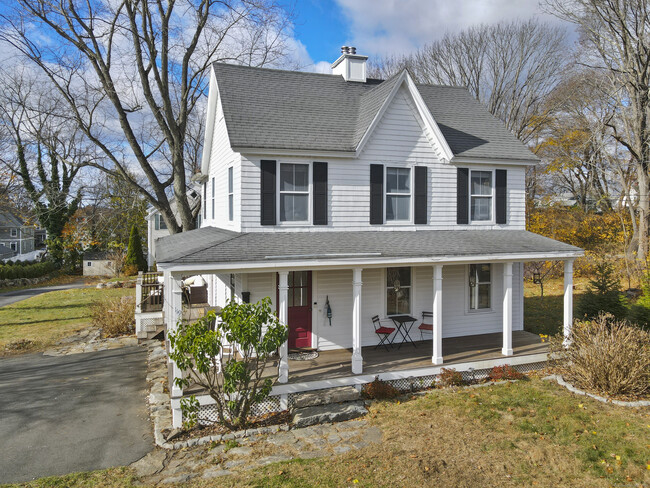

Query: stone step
[[292, 386, 360, 409], [292, 400, 367, 429]]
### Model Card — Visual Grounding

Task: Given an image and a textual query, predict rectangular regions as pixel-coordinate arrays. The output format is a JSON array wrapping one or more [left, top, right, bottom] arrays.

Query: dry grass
[[91, 295, 136, 338], [550, 313, 650, 399], [0, 287, 133, 355], [8, 380, 649, 488]]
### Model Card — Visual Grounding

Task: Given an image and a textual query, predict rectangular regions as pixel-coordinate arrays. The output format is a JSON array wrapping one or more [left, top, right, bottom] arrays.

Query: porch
[[282, 330, 546, 384], [184, 330, 547, 397]]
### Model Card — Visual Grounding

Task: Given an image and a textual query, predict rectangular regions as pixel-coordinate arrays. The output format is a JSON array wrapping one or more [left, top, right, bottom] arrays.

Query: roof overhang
[[158, 250, 582, 275]]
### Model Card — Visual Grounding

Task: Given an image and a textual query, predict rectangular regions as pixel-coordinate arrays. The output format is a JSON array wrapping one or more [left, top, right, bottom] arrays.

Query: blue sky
[[291, 0, 571, 71]]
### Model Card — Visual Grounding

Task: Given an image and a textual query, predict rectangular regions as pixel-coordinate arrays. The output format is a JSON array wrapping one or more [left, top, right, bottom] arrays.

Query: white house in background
[[146, 189, 202, 269], [155, 47, 583, 427]]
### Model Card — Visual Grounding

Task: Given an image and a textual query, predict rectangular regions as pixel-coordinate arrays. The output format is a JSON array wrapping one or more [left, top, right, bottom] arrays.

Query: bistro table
[[390, 315, 418, 349]]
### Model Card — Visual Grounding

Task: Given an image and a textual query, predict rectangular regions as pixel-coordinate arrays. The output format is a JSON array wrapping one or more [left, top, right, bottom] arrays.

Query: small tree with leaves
[[169, 297, 288, 430], [124, 225, 146, 273]]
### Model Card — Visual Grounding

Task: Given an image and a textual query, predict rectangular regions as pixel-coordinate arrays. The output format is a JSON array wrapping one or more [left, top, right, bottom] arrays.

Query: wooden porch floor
[[284, 331, 546, 383], [184, 331, 546, 395]]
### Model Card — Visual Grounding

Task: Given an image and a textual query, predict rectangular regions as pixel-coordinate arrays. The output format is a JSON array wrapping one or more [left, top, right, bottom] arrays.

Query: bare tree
[[0, 0, 294, 234], [544, 0, 650, 262], [370, 20, 570, 144], [0, 67, 93, 239]]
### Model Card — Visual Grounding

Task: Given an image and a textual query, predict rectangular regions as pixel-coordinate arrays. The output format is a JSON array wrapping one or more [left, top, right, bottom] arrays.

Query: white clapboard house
[[156, 48, 583, 427]]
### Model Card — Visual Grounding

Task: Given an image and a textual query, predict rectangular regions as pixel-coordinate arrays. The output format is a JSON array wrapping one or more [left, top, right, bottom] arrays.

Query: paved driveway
[[0, 347, 153, 483], [0, 280, 89, 308]]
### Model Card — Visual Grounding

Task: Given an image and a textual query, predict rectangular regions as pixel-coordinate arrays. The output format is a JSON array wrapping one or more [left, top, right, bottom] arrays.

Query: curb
[[543, 375, 650, 407]]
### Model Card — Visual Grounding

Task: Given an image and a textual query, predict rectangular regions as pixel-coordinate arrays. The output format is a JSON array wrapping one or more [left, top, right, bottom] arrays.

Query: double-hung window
[[470, 171, 493, 221], [386, 267, 411, 315], [469, 264, 491, 310], [228, 167, 234, 221], [203, 182, 207, 220], [211, 177, 215, 219], [279, 163, 309, 222], [10, 228, 17, 237], [386, 167, 411, 221], [154, 214, 167, 230]]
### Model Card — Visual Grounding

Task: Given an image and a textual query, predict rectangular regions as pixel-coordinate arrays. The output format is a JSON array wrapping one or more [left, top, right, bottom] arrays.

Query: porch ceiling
[[156, 227, 582, 272]]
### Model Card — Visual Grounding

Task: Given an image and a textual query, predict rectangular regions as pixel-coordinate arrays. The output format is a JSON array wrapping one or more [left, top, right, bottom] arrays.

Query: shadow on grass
[[524, 292, 584, 336], [0, 315, 87, 327]]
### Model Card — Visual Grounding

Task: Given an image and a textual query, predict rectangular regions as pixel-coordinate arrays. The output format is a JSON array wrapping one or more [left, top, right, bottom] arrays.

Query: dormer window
[[279, 163, 309, 222], [470, 170, 493, 222], [386, 167, 411, 221]]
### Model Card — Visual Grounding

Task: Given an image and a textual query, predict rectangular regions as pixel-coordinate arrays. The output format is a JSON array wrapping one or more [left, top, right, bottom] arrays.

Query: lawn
[[524, 277, 589, 336], [0, 287, 133, 355], [7, 379, 649, 488]]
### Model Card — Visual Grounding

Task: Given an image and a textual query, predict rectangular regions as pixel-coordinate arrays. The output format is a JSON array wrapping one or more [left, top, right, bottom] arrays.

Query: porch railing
[[137, 271, 164, 313]]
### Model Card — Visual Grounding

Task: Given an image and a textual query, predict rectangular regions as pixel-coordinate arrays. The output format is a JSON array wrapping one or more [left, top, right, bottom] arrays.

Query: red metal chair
[[372, 315, 395, 351], [418, 311, 433, 340]]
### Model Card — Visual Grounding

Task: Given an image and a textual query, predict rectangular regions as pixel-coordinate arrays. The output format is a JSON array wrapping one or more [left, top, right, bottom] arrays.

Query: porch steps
[[291, 386, 367, 428]]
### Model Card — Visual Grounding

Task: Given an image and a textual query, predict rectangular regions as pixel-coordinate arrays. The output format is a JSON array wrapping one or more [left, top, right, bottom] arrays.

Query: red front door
[[279, 271, 312, 349]]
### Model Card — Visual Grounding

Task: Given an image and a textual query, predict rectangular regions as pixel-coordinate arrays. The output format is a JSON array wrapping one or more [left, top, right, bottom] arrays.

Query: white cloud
[[334, 0, 570, 56]]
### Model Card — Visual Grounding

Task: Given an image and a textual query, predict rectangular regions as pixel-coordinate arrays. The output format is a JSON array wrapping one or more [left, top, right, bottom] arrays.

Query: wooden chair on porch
[[372, 315, 395, 351], [418, 311, 433, 340]]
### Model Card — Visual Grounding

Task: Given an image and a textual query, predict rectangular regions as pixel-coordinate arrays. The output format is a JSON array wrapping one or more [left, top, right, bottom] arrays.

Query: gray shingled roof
[[213, 63, 538, 162], [156, 228, 581, 266]]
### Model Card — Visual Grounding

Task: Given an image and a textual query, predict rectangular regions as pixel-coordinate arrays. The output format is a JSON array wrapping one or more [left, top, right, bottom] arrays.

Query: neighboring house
[[146, 188, 202, 269], [156, 48, 583, 427], [0, 244, 13, 260], [34, 227, 47, 248], [83, 251, 115, 276], [0, 211, 35, 256]]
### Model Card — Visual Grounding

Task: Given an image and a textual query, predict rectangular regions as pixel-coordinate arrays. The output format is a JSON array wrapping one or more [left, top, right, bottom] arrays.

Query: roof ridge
[[212, 62, 340, 79]]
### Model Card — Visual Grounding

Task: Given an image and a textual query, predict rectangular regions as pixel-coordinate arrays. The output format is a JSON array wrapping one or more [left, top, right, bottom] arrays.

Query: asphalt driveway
[[0, 280, 89, 308], [0, 346, 153, 483]]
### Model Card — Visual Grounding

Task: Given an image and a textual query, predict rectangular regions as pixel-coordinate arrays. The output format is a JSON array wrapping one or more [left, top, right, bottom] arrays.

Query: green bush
[[0, 261, 56, 280], [576, 261, 627, 320]]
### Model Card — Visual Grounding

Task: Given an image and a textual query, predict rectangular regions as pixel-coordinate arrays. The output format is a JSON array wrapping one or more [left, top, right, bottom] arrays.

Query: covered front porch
[[156, 227, 583, 427], [281, 330, 546, 385]]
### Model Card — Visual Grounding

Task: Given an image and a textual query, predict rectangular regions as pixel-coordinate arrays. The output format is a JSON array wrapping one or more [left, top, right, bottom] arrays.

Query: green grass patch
[[0, 287, 133, 355], [2, 467, 138, 488]]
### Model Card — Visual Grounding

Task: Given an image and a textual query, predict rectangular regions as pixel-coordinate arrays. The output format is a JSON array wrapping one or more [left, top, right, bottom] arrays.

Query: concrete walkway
[[0, 280, 88, 308], [0, 346, 153, 484]]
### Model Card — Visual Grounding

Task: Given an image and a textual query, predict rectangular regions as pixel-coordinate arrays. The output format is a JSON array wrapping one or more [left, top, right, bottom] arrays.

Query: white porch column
[[278, 271, 289, 383], [502, 262, 513, 356], [432, 264, 443, 365], [352, 268, 363, 374], [563, 259, 574, 345], [169, 273, 184, 398]]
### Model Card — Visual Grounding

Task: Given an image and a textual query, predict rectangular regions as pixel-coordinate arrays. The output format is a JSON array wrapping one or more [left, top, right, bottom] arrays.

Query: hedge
[[0, 261, 57, 280]]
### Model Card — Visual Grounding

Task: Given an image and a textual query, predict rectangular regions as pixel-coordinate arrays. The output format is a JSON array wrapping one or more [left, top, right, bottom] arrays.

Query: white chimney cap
[[332, 46, 368, 83]]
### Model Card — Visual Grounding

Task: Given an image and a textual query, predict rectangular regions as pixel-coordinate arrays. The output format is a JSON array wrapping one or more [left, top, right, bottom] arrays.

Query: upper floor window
[[470, 170, 493, 221], [203, 182, 207, 220], [10, 228, 17, 237], [386, 167, 411, 221], [228, 167, 234, 221], [211, 177, 215, 219], [279, 163, 309, 222], [387, 267, 411, 315], [154, 214, 167, 230], [469, 263, 491, 310]]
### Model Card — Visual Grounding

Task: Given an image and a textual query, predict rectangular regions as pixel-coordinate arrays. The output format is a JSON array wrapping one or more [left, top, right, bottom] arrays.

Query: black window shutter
[[313, 162, 328, 225], [495, 169, 507, 224], [414, 166, 428, 224], [370, 164, 384, 224], [260, 160, 276, 225], [457, 167, 469, 224]]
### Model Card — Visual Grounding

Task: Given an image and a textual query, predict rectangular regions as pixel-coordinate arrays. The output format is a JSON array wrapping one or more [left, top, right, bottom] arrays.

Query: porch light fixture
[[533, 271, 541, 284]]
